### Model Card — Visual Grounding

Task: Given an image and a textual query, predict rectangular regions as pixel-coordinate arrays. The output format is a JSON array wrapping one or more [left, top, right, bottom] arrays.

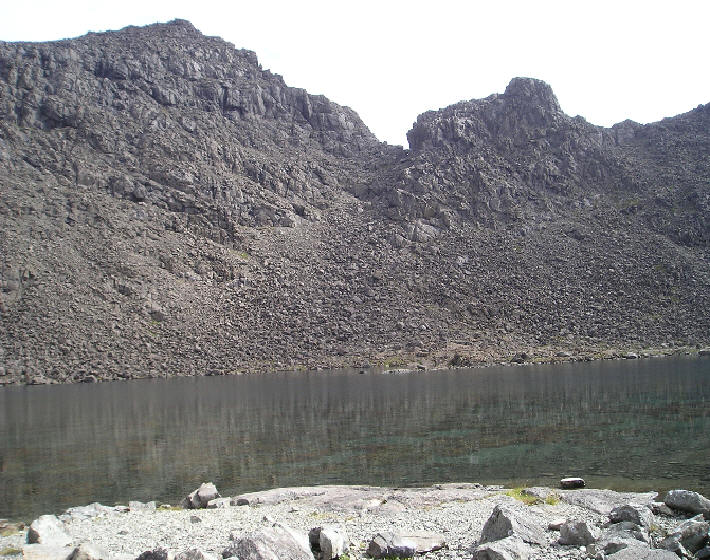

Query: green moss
[[0, 547, 22, 556]]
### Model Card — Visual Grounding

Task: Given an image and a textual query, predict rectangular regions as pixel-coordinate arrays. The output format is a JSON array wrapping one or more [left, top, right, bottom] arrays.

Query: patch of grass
[[0, 529, 20, 537], [380, 356, 407, 368], [544, 493, 560, 506], [504, 487, 541, 506], [504, 488, 560, 506], [0, 547, 22, 556]]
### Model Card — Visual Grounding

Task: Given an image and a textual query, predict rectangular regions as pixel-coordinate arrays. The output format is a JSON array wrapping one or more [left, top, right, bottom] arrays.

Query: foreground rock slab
[[473, 536, 531, 560], [223, 524, 313, 560], [479, 504, 546, 545]]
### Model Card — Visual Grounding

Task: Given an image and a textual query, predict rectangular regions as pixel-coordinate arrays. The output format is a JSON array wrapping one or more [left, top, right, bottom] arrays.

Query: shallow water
[[1, 357, 709, 520]]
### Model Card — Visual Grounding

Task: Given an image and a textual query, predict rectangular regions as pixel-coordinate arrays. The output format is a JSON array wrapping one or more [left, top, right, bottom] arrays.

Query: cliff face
[[0, 21, 708, 384]]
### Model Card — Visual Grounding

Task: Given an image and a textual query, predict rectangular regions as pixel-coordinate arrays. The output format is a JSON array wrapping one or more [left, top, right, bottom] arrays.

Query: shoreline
[[3, 483, 709, 560], [2, 344, 708, 387]]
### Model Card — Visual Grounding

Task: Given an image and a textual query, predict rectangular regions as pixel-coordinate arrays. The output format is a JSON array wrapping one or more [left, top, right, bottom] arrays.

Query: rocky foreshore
[[3, 483, 710, 560]]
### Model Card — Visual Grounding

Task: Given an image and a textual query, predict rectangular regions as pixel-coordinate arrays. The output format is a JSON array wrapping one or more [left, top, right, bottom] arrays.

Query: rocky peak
[[407, 77, 566, 152], [503, 77, 561, 114]]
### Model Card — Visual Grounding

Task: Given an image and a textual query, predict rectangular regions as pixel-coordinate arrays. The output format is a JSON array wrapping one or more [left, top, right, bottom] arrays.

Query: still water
[[1, 357, 709, 520]]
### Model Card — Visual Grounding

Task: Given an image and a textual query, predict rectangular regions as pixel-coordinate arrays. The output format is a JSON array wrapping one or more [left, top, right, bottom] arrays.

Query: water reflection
[[1, 357, 708, 520]]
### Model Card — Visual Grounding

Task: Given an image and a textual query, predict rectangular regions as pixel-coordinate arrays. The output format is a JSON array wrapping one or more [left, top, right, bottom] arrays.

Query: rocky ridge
[[0, 20, 709, 383]]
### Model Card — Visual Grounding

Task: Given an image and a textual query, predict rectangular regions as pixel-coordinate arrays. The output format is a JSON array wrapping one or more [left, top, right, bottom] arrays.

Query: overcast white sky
[[1, 0, 708, 147]]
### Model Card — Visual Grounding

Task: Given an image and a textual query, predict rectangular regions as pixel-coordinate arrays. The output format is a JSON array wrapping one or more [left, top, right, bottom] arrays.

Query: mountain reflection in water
[[1, 357, 708, 520]]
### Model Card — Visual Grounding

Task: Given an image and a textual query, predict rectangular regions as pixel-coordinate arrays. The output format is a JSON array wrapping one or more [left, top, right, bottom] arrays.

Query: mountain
[[0, 20, 708, 384]]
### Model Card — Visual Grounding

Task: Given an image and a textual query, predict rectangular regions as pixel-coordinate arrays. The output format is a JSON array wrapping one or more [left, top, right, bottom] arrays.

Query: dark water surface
[[1, 357, 709, 520]]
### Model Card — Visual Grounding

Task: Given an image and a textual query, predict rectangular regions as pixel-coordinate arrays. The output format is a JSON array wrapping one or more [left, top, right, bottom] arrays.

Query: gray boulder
[[558, 520, 599, 545], [479, 505, 546, 545], [366, 533, 416, 559], [473, 536, 531, 560], [308, 526, 347, 560], [664, 490, 710, 517], [609, 504, 652, 529], [27, 515, 73, 547], [658, 514, 710, 554], [181, 483, 220, 509], [604, 521, 649, 543], [223, 525, 313, 560]]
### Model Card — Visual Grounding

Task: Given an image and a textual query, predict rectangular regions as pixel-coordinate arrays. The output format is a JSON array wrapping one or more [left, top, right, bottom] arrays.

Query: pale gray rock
[[547, 519, 566, 531], [609, 504, 652, 529], [479, 505, 546, 545], [651, 501, 675, 517], [27, 516, 73, 547], [606, 548, 679, 560], [366, 533, 417, 559], [560, 490, 657, 515], [70, 544, 113, 560], [174, 550, 217, 560], [64, 503, 116, 520], [308, 526, 346, 560], [223, 525, 313, 560], [206, 498, 231, 509], [398, 532, 446, 553], [181, 483, 220, 509], [558, 520, 599, 545], [22, 545, 75, 560], [664, 489, 710, 516], [472, 536, 531, 560]]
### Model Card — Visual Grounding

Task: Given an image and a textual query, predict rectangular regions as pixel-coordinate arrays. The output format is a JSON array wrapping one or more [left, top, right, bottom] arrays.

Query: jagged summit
[[503, 77, 561, 114]]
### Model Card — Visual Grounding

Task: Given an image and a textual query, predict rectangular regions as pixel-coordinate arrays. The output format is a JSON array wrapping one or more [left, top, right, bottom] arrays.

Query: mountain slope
[[0, 21, 708, 384]]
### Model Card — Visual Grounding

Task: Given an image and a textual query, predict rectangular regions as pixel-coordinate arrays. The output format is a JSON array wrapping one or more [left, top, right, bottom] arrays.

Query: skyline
[[1, 0, 709, 147]]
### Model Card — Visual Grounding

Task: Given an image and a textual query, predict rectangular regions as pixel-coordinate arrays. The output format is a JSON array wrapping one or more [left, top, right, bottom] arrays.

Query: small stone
[[548, 519, 566, 531], [623, 352, 638, 359], [22, 545, 75, 560], [189, 516, 202, 524], [479, 504, 546, 545]]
